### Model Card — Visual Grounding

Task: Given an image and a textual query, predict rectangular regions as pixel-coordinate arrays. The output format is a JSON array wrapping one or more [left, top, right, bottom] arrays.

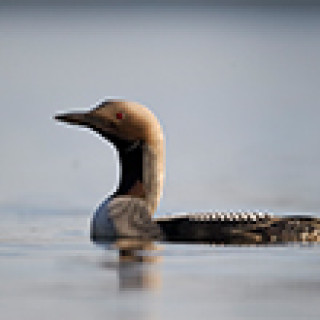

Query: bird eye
[[116, 112, 124, 120]]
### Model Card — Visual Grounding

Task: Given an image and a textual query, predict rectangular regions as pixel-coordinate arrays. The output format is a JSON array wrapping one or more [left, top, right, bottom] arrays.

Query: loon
[[55, 99, 320, 244]]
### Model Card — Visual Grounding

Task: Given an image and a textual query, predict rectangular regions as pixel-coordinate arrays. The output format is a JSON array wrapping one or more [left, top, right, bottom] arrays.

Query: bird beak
[[54, 109, 117, 138], [54, 111, 89, 127]]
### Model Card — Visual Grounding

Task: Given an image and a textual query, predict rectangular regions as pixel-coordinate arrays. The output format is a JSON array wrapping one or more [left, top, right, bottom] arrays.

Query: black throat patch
[[114, 140, 144, 197]]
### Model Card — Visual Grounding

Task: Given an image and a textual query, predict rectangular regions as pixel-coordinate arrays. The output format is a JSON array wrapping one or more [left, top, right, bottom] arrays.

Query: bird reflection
[[94, 238, 162, 291]]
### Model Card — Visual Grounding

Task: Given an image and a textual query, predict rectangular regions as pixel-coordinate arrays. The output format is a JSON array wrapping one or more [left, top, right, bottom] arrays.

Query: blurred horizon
[[1, 3, 320, 216], [1, 0, 320, 7]]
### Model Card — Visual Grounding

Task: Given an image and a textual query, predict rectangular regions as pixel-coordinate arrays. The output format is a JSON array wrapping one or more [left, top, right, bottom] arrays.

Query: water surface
[[1, 210, 319, 320]]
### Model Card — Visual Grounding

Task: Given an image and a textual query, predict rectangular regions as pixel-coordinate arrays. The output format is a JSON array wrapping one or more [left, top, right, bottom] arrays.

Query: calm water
[[1, 210, 319, 320], [1, 5, 320, 319]]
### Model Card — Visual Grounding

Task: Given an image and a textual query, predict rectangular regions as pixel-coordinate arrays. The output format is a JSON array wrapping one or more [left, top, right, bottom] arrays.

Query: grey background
[[1, 2, 320, 215]]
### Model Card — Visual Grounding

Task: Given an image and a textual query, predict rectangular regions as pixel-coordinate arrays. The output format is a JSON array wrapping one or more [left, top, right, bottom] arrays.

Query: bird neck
[[114, 139, 164, 215], [116, 140, 143, 198]]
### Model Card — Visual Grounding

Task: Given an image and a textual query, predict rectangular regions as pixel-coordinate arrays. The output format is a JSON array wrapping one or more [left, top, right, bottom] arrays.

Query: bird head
[[55, 100, 163, 150]]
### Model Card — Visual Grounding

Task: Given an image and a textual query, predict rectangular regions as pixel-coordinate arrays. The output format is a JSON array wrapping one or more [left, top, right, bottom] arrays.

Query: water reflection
[[94, 238, 162, 291]]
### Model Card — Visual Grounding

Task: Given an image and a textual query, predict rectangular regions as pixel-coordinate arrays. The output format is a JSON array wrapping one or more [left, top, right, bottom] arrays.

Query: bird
[[55, 99, 320, 244], [55, 100, 164, 240]]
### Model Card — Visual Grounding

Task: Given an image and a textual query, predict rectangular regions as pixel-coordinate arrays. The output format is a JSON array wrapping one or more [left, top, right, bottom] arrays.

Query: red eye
[[116, 112, 123, 120]]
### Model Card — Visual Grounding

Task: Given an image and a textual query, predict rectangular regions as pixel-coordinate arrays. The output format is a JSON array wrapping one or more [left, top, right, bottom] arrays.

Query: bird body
[[92, 196, 162, 239], [55, 99, 320, 244]]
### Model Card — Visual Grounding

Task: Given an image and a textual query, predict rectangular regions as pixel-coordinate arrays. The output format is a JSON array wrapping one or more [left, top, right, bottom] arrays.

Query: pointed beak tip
[[54, 114, 63, 122], [54, 113, 72, 124], [53, 111, 89, 126]]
